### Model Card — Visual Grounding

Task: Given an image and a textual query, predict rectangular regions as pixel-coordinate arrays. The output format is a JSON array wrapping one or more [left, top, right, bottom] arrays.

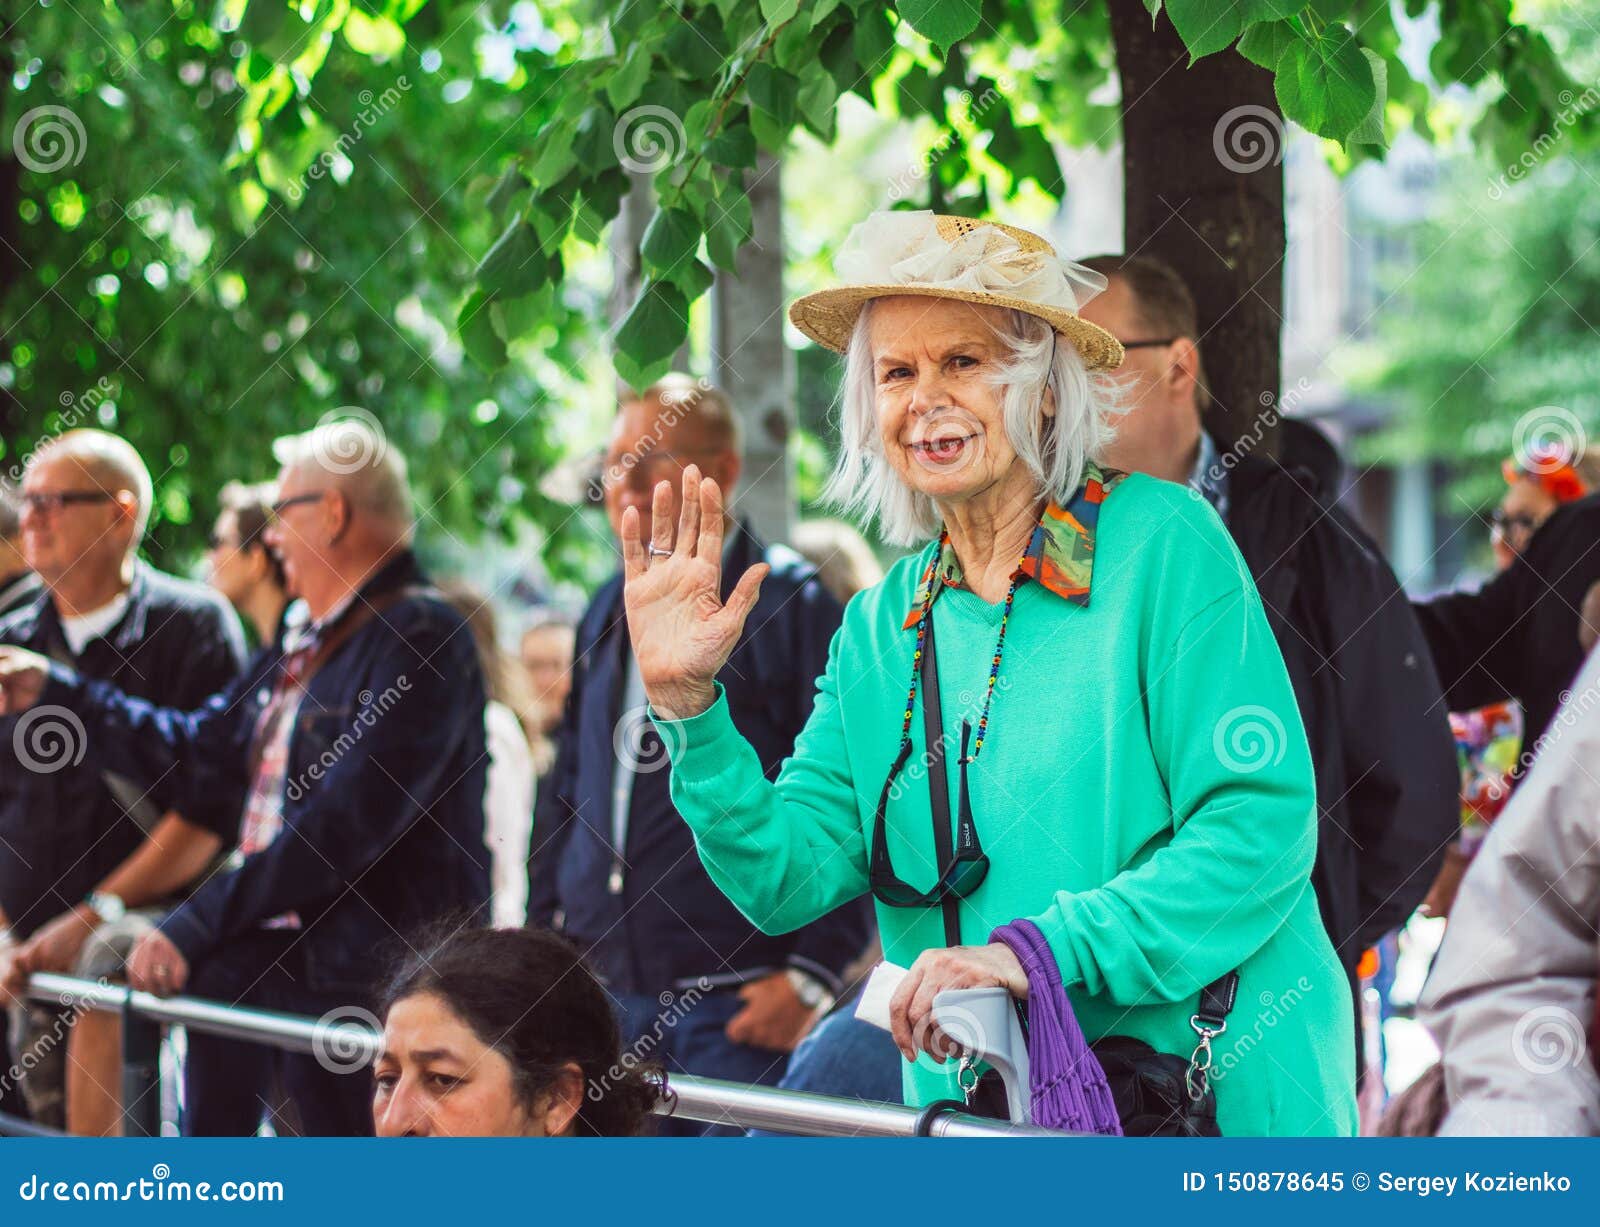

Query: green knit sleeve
[[1027, 579, 1319, 1005], [651, 628, 870, 936]]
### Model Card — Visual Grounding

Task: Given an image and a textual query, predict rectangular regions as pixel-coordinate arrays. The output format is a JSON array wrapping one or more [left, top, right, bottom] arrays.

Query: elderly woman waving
[[622, 212, 1356, 1136]]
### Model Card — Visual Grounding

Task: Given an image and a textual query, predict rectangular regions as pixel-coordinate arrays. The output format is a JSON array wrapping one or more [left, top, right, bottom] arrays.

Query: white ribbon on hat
[[833, 210, 1108, 313]]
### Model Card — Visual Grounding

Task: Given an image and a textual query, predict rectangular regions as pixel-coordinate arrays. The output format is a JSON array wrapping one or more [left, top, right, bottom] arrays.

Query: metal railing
[[19, 972, 1058, 1139]]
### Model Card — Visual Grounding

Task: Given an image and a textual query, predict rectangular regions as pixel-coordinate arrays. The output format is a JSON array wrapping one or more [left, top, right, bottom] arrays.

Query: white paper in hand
[[853, 961, 910, 1033]]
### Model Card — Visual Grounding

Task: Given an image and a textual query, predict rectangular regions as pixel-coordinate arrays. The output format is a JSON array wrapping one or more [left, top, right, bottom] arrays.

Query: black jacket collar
[[5, 561, 153, 654]]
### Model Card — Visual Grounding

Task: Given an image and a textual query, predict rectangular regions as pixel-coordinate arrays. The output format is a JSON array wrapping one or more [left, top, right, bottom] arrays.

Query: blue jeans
[[612, 989, 792, 1136], [748, 1008, 904, 1137]]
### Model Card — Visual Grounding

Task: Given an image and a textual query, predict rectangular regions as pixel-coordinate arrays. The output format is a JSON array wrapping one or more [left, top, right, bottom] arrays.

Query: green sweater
[[656, 472, 1357, 1136]]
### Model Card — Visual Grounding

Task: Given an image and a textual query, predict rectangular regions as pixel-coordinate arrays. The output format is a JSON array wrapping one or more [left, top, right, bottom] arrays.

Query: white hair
[[822, 302, 1122, 546], [272, 417, 415, 542], [33, 429, 154, 548]]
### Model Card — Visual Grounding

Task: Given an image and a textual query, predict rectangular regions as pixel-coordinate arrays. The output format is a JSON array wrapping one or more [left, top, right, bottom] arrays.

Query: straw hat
[[788, 211, 1124, 371]]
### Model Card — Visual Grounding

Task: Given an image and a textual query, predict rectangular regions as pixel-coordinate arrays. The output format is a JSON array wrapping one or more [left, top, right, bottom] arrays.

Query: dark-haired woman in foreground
[[373, 928, 660, 1137]]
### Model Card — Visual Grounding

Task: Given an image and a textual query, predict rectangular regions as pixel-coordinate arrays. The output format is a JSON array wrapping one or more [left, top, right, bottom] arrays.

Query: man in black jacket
[[528, 377, 868, 1129], [1081, 257, 1459, 1072]]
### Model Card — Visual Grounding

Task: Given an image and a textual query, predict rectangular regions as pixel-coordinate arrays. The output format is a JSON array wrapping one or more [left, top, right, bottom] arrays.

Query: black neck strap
[[920, 617, 962, 948]]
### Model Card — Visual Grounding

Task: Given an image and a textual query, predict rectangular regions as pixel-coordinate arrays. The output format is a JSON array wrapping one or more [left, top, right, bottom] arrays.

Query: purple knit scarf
[[990, 918, 1124, 1135]]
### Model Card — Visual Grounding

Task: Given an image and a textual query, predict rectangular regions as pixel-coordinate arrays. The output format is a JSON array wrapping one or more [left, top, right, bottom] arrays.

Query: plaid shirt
[[235, 597, 351, 929]]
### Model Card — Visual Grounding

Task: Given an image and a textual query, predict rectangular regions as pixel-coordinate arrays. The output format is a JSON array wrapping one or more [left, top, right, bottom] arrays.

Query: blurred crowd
[[0, 249, 1596, 1139]]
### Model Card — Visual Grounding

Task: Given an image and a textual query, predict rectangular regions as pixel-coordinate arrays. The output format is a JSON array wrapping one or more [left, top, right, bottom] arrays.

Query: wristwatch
[[786, 968, 835, 1013], [85, 891, 127, 925]]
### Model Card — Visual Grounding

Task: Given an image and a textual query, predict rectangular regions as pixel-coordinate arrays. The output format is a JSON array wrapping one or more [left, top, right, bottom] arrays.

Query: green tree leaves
[[210, 0, 1591, 404], [1274, 24, 1375, 139], [897, 0, 983, 48], [613, 281, 690, 390]]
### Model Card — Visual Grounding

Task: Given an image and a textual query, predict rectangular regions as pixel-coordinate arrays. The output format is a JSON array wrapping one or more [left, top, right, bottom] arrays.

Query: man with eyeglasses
[[0, 418, 490, 1136], [0, 430, 247, 1134], [1078, 255, 1459, 1090], [527, 374, 867, 1131]]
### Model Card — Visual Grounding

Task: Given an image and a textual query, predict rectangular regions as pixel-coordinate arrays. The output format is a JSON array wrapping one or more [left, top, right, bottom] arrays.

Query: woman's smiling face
[[867, 296, 1033, 507]]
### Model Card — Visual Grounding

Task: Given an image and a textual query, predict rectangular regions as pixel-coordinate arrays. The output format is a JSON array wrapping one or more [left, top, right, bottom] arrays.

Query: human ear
[[538, 1062, 585, 1137]]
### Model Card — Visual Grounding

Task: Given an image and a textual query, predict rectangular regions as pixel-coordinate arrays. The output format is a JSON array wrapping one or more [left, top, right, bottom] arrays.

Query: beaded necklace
[[898, 529, 1029, 764]]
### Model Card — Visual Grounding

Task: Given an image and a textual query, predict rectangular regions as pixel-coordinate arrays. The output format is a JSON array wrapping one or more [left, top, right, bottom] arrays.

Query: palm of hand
[[624, 552, 739, 688], [620, 466, 769, 718]]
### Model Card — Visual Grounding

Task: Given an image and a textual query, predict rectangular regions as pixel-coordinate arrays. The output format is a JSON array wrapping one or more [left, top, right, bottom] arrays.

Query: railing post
[[120, 1004, 162, 1137]]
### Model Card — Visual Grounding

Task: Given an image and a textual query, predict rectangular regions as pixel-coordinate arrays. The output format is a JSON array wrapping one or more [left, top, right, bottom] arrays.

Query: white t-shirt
[[59, 591, 130, 655]]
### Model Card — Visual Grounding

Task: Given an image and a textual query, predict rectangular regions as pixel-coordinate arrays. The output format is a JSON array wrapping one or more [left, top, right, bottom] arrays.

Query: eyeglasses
[[20, 490, 120, 515], [1117, 337, 1177, 349], [871, 723, 991, 908], [268, 491, 325, 521], [1490, 510, 1540, 539]]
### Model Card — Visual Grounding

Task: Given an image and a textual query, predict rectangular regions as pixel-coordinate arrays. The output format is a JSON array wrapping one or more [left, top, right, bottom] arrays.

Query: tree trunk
[[1106, 0, 1285, 452], [711, 154, 793, 545]]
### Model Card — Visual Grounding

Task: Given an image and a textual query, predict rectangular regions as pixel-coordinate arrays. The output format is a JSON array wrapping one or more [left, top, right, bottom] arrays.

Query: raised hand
[[620, 466, 767, 720], [0, 646, 50, 716]]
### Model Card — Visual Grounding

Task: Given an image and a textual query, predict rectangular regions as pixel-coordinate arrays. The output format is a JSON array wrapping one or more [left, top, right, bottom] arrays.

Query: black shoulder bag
[[917, 617, 1237, 1136]]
